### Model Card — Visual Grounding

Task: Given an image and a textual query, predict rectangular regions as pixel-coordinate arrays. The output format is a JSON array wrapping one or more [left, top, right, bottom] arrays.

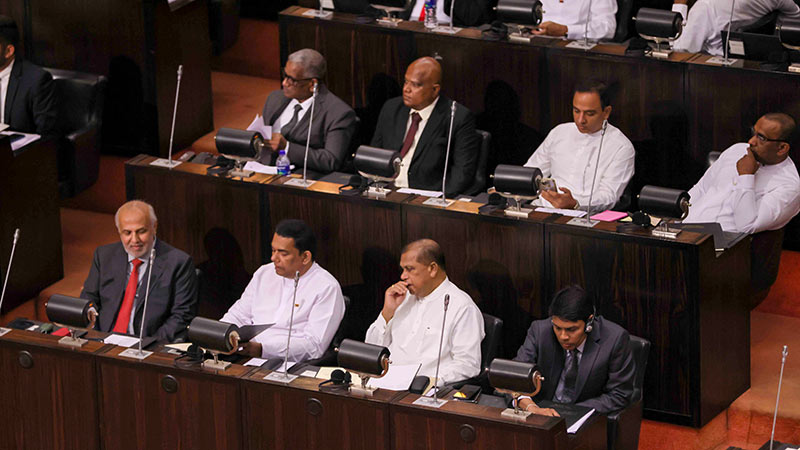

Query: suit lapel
[[4, 60, 21, 124], [574, 329, 601, 398], [544, 332, 565, 400], [133, 243, 166, 317], [409, 97, 447, 167], [268, 95, 293, 128], [285, 87, 327, 143]]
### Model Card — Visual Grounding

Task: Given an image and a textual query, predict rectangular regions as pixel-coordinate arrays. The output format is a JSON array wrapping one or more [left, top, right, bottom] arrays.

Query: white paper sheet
[[165, 342, 192, 352], [244, 357, 269, 367], [397, 188, 443, 198], [104, 334, 140, 347], [535, 207, 587, 218], [246, 115, 272, 138], [366, 364, 421, 391], [2, 130, 41, 151], [567, 408, 596, 434], [243, 161, 295, 175]]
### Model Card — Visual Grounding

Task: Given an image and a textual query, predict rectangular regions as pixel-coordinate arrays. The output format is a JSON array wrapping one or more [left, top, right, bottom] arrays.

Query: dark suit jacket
[[80, 239, 198, 343], [514, 316, 635, 414], [4, 59, 57, 136], [371, 96, 479, 197], [261, 84, 357, 174]]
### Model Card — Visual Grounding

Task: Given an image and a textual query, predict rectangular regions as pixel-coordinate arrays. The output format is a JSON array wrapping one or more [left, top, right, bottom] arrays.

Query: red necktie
[[113, 259, 143, 333], [419, 5, 426, 21], [400, 112, 422, 158]]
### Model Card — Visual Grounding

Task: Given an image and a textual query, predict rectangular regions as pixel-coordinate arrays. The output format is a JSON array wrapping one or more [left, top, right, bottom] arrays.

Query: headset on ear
[[585, 304, 597, 333]]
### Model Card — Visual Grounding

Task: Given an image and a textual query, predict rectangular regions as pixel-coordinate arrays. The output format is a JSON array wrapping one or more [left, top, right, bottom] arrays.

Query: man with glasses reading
[[254, 48, 356, 174], [683, 112, 800, 233]]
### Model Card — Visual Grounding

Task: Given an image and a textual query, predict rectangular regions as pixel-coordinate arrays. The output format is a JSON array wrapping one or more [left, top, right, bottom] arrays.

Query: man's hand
[[532, 21, 568, 38], [541, 186, 578, 209], [237, 341, 262, 357], [736, 149, 759, 175], [268, 132, 288, 152], [518, 398, 561, 417], [381, 281, 409, 322]]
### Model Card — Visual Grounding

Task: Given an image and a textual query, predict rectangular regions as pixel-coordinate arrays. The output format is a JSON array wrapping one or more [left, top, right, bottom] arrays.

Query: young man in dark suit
[[0, 16, 56, 136], [81, 201, 198, 343], [370, 56, 479, 197], [514, 286, 635, 415]]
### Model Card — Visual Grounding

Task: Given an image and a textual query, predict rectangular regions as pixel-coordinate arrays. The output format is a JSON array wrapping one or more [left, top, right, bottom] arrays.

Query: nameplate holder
[[119, 348, 153, 360], [566, 217, 598, 228], [566, 40, 597, 50], [500, 408, 533, 422], [264, 371, 299, 384], [422, 197, 454, 208], [302, 9, 333, 19], [150, 158, 182, 169], [412, 396, 448, 408], [284, 178, 315, 188], [58, 336, 88, 348]]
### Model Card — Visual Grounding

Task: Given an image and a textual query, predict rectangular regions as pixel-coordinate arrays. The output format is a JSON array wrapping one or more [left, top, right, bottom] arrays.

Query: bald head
[[403, 57, 442, 110], [402, 238, 446, 271], [115, 200, 157, 259], [115, 200, 157, 230], [762, 112, 796, 144]]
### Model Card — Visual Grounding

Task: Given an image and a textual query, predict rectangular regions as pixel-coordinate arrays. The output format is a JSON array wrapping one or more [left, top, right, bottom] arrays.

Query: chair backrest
[[466, 129, 491, 196], [613, 0, 635, 42], [628, 335, 650, 403], [481, 313, 503, 370], [332, 295, 351, 347], [45, 68, 107, 136]]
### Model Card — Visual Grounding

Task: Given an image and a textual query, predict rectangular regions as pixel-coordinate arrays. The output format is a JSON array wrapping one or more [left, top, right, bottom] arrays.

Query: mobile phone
[[540, 177, 557, 192], [453, 385, 481, 402]]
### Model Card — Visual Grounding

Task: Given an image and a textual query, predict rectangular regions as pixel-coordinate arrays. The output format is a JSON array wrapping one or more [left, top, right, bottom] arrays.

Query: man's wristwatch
[[573, 200, 580, 210]]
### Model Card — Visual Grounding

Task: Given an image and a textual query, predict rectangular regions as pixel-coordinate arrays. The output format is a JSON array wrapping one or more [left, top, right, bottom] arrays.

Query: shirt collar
[[0, 58, 14, 80], [572, 121, 607, 138], [569, 337, 587, 355], [411, 96, 440, 122], [414, 276, 449, 302], [289, 95, 314, 113]]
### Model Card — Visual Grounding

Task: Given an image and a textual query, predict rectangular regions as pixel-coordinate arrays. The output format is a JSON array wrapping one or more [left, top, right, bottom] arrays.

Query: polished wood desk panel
[[0, 138, 63, 315], [242, 370, 399, 449], [0, 330, 104, 450], [125, 156, 750, 427], [391, 393, 606, 450], [96, 346, 250, 450]]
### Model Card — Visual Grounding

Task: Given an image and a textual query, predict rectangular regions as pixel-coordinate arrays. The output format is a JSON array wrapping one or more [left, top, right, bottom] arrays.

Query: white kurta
[[540, 0, 618, 41]]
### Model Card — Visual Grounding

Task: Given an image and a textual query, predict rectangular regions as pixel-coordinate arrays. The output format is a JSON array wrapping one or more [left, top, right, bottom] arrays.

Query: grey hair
[[287, 48, 327, 80], [115, 200, 158, 230]]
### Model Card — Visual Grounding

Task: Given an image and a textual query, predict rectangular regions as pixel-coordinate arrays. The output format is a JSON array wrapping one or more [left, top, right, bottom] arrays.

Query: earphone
[[585, 304, 597, 333]]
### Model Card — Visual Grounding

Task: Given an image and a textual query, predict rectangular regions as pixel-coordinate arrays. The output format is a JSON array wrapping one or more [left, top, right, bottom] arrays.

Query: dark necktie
[[280, 104, 303, 135], [562, 349, 579, 403], [400, 112, 422, 158], [113, 259, 143, 333]]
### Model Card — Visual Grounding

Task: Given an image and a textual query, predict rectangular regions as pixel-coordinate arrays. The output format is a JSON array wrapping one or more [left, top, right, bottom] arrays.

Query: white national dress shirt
[[0, 59, 14, 124], [221, 262, 345, 361], [365, 277, 485, 386], [410, 0, 454, 26], [540, 0, 618, 41], [684, 142, 800, 233], [271, 96, 314, 134], [395, 96, 439, 188], [672, 0, 800, 56], [524, 122, 635, 211]]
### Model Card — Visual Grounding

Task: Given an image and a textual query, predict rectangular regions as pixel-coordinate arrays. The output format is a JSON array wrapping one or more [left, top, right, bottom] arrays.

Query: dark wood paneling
[[97, 348, 247, 450], [0, 331, 101, 450], [242, 373, 394, 450], [0, 138, 63, 315]]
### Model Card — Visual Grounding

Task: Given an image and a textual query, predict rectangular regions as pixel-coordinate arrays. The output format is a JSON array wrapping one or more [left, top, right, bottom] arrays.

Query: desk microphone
[[768, 345, 788, 450], [425, 101, 457, 208], [722, 0, 737, 64], [136, 247, 156, 355], [282, 270, 301, 375], [431, 294, 450, 402], [300, 82, 318, 187], [167, 65, 184, 168], [0, 228, 20, 320], [582, 0, 594, 46], [583, 119, 608, 224]]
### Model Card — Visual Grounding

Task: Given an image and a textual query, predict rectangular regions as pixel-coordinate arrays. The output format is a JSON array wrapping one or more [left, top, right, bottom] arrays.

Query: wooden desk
[[125, 156, 750, 427]]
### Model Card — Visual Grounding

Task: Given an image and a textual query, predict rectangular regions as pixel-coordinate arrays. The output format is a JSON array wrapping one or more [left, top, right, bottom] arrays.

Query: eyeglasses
[[281, 68, 313, 86], [750, 126, 787, 144]]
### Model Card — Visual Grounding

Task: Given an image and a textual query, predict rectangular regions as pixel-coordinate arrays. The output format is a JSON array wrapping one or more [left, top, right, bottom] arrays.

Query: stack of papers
[[246, 115, 272, 138]]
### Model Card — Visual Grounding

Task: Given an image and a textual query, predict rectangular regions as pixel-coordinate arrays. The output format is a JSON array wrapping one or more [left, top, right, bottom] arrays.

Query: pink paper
[[590, 210, 628, 222]]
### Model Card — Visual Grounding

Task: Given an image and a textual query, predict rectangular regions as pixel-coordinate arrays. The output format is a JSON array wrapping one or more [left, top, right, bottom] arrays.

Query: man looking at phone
[[524, 79, 634, 211]]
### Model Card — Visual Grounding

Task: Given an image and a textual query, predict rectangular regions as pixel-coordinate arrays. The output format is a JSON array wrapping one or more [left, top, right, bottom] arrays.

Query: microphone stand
[[413, 294, 450, 408], [708, 0, 738, 65], [151, 65, 185, 168], [432, 0, 462, 34], [284, 83, 318, 189], [768, 345, 788, 450], [265, 270, 300, 383], [566, 0, 597, 50], [567, 119, 607, 228], [424, 101, 456, 208], [0, 229, 20, 336], [120, 247, 156, 360]]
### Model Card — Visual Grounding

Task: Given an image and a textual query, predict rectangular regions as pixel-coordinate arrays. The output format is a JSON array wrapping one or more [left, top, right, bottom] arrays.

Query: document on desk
[[535, 207, 587, 218], [397, 188, 443, 198], [246, 115, 272, 138], [104, 334, 140, 347], [366, 363, 421, 391], [243, 161, 295, 174], [567, 408, 596, 434], [1, 130, 40, 151]]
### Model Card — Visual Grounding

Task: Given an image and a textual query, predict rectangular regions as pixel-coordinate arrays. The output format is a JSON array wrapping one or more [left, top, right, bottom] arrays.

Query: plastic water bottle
[[424, 0, 437, 29], [276, 150, 290, 176]]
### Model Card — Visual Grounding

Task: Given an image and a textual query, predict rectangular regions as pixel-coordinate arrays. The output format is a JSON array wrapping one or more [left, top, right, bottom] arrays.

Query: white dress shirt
[[540, 0, 618, 41], [684, 143, 800, 233], [0, 59, 14, 124], [271, 96, 314, 134], [410, 0, 453, 25], [395, 96, 439, 188], [365, 277, 484, 386], [672, 0, 800, 56], [524, 122, 635, 211], [221, 262, 345, 361]]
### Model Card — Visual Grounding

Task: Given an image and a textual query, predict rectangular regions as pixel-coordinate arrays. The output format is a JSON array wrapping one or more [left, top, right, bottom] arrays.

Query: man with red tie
[[80, 200, 197, 342], [370, 56, 479, 197]]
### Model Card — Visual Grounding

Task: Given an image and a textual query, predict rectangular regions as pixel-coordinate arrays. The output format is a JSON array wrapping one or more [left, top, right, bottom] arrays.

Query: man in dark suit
[[258, 48, 356, 174], [371, 57, 479, 197], [81, 201, 198, 343], [514, 286, 634, 415], [0, 16, 56, 136]]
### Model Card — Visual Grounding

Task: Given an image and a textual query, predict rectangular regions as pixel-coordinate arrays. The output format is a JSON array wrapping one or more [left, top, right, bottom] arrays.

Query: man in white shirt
[[365, 239, 484, 386], [221, 219, 345, 361], [671, 0, 800, 56], [683, 112, 800, 233], [532, 0, 618, 41], [524, 79, 635, 211]]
